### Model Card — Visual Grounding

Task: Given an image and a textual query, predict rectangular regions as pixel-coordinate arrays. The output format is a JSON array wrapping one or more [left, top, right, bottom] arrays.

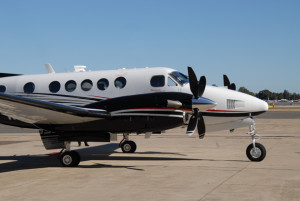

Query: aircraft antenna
[[45, 63, 55, 74]]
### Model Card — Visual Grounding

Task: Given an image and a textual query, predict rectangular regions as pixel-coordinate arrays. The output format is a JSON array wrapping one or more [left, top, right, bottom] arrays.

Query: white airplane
[[0, 64, 268, 167]]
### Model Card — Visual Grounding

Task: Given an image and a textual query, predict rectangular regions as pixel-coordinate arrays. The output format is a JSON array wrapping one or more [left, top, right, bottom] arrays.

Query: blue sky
[[0, 0, 299, 93]]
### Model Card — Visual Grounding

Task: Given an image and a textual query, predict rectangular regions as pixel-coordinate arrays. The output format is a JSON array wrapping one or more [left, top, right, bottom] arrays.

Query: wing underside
[[0, 93, 109, 125]]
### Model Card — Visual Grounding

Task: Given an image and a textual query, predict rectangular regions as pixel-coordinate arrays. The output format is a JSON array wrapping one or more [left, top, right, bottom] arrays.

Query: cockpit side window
[[168, 77, 177, 87], [169, 71, 189, 86], [150, 75, 165, 87]]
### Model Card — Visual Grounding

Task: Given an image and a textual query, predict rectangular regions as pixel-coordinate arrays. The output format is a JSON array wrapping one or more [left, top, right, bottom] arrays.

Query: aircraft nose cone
[[262, 100, 269, 112], [256, 98, 268, 113], [248, 96, 268, 114]]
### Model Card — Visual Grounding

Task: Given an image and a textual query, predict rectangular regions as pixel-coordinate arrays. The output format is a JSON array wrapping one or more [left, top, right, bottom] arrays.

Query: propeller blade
[[186, 108, 198, 136], [223, 74, 230, 87], [188, 67, 199, 99], [224, 75, 236, 90], [230, 83, 236, 91], [198, 76, 206, 97], [197, 113, 205, 139]]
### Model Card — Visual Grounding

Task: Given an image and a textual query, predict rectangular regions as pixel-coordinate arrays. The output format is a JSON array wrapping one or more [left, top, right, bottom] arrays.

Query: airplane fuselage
[[0, 67, 268, 133]]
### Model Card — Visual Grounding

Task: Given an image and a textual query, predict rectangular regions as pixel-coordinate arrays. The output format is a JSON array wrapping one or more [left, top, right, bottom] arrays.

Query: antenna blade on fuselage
[[45, 63, 55, 74]]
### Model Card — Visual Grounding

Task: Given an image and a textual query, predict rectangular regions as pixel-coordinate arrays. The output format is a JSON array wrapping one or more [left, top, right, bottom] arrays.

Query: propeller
[[187, 67, 206, 99], [223, 74, 236, 90], [186, 67, 214, 138]]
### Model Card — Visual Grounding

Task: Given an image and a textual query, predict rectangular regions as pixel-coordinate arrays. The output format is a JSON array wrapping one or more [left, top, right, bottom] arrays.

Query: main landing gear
[[59, 142, 81, 167], [119, 133, 137, 153], [246, 120, 266, 162], [57, 133, 138, 167]]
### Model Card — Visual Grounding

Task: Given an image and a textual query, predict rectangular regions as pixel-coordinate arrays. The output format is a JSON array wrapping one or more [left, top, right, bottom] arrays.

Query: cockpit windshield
[[169, 71, 189, 86]]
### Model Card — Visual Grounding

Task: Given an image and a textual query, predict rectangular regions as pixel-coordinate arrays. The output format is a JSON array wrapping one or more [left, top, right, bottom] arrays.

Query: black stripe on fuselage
[[202, 111, 266, 117], [86, 92, 192, 112], [0, 73, 21, 78]]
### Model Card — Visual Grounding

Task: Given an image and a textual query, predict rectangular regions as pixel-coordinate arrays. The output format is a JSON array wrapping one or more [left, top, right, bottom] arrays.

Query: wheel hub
[[123, 143, 132, 152], [63, 155, 72, 165], [250, 147, 262, 159]]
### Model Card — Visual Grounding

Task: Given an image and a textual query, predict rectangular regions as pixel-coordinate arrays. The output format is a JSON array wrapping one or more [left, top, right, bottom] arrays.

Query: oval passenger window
[[81, 79, 93, 91], [49, 81, 61, 93], [65, 80, 77, 92], [0, 85, 6, 93], [97, 78, 109, 90], [24, 82, 35, 93], [114, 77, 126, 89]]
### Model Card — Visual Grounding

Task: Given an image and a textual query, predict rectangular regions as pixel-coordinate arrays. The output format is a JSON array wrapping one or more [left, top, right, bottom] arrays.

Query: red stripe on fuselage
[[206, 109, 250, 113], [128, 107, 192, 112], [88, 95, 110, 99]]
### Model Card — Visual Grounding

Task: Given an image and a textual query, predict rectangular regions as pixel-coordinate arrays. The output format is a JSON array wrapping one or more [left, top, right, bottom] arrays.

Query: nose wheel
[[246, 143, 266, 161], [246, 119, 266, 162]]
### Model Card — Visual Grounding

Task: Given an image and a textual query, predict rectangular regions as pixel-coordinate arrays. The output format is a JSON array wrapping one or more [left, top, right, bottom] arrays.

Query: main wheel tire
[[121, 141, 137, 153], [246, 143, 266, 162], [60, 151, 81, 167]]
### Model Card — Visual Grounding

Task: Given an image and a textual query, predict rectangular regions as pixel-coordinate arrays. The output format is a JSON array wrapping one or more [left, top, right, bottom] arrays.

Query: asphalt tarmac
[[0, 111, 299, 201], [257, 110, 300, 119]]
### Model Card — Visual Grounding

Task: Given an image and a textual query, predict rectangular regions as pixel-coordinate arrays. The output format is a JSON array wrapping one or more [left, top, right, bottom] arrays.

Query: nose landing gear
[[246, 121, 266, 162]]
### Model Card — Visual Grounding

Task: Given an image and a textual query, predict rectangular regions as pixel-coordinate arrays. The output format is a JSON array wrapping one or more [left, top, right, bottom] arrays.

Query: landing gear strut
[[246, 119, 266, 162], [59, 142, 81, 167], [119, 133, 137, 153]]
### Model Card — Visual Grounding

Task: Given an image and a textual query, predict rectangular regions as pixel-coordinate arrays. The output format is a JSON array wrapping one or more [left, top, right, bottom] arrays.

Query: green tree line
[[238, 87, 300, 100]]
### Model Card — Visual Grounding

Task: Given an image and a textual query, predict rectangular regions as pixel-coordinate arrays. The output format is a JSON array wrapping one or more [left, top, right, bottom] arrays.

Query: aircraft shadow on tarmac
[[0, 143, 248, 173]]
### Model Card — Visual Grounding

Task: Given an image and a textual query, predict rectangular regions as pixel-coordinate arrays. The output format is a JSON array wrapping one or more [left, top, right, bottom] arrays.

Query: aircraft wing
[[0, 93, 110, 125]]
